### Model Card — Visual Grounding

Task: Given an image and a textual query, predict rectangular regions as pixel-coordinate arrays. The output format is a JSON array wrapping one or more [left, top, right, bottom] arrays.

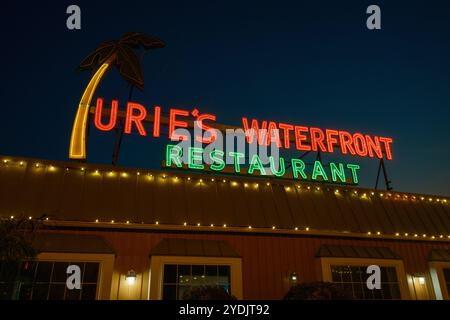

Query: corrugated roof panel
[[285, 187, 307, 227], [271, 185, 294, 228], [149, 238, 240, 257], [33, 233, 115, 254], [429, 249, 450, 262], [316, 245, 400, 260], [0, 157, 449, 237]]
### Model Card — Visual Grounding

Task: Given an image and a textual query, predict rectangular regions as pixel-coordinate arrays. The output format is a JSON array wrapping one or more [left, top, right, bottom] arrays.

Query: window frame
[[429, 261, 450, 300], [149, 256, 242, 300], [36, 252, 115, 300], [319, 257, 410, 299]]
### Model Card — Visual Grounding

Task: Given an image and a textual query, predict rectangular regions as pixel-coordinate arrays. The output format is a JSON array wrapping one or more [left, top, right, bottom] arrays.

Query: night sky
[[0, 0, 449, 196]]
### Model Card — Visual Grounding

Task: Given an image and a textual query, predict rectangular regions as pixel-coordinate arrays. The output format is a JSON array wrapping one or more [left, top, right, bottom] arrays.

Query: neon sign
[[91, 98, 393, 160], [165, 144, 361, 184], [70, 97, 395, 185]]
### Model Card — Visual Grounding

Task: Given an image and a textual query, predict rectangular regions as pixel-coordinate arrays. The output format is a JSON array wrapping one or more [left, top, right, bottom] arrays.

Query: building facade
[[1, 155, 450, 300]]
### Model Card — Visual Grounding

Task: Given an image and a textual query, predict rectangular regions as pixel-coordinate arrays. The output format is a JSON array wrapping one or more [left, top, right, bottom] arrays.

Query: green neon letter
[[269, 156, 285, 177], [346, 164, 360, 184], [312, 160, 328, 181], [291, 159, 307, 179], [229, 151, 245, 173], [330, 162, 346, 183], [166, 144, 183, 168], [188, 147, 204, 170], [210, 149, 225, 171], [248, 154, 266, 175]]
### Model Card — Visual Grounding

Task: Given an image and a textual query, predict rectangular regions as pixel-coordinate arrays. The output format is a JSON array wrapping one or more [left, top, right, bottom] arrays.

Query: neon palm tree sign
[[69, 32, 165, 160]]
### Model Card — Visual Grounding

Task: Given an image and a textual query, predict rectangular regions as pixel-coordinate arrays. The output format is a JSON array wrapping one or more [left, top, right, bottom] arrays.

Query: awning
[[149, 238, 240, 258], [33, 233, 115, 254], [316, 244, 400, 260], [428, 249, 450, 262]]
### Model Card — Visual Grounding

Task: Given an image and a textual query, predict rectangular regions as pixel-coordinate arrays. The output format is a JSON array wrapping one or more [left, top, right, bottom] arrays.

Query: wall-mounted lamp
[[289, 272, 298, 284], [126, 269, 137, 285], [414, 273, 426, 285]]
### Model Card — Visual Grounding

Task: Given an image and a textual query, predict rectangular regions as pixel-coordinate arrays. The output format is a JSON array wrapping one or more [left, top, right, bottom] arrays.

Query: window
[[149, 256, 243, 300], [320, 257, 409, 299], [443, 268, 450, 297], [330, 265, 401, 299], [162, 264, 231, 300], [0, 261, 99, 300]]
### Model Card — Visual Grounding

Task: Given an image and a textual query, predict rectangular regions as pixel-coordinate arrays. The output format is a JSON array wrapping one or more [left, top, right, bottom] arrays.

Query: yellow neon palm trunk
[[69, 56, 115, 160]]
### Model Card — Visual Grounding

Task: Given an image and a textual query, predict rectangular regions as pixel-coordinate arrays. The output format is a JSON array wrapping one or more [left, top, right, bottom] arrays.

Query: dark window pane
[[178, 265, 191, 277], [83, 263, 99, 283], [81, 284, 97, 300], [163, 265, 177, 284], [352, 283, 363, 299], [0, 261, 20, 282], [192, 265, 204, 276], [0, 283, 14, 300], [35, 262, 52, 282], [362, 285, 374, 300], [162, 285, 176, 300], [443, 268, 450, 281], [48, 284, 66, 300], [178, 285, 190, 299], [32, 284, 49, 300], [19, 261, 37, 283], [205, 265, 217, 276], [218, 266, 230, 278], [220, 284, 231, 294], [52, 262, 70, 283], [331, 266, 342, 282], [389, 283, 401, 299], [373, 287, 383, 299], [385, 267, 398, 282], [341, 266, 352, 282], [18, 283, 33, 300], [66, 287, 81, 300], [342, 283, 353, 296], [380, 267, 388, 283]]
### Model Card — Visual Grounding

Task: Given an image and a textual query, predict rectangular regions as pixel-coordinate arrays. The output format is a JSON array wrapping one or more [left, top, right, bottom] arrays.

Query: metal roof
[[428, 249, 450, 262], [0, 156, 449, 238], [33, 233, 115, 254], [149, 238, 240, 257], [316, 244, 400, 260]]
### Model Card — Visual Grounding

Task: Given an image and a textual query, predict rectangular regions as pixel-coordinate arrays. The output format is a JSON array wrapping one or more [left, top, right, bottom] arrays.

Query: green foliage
[[0, 216, 43, 299], [0, 217, 42, 263]]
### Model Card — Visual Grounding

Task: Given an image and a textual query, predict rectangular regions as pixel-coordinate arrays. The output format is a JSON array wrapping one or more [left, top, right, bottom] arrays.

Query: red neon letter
[[325, 129, 339, 153], [266, 122, 282, 148], [195, 113, 218, 144], [365, 135, 383, 159], [339, 131, 356, 156], [153, 106, 161, 138], [279, 123, 293, 149], [94, 98, 118, 131], [294, 126, 311, 151], [124, 102, 147, 136], [169, 109, 189, 141], [379, 137, 394, 160], [310, 127, 327, 152], [242, 117, 268, 145], [353, 133, 368, 157]]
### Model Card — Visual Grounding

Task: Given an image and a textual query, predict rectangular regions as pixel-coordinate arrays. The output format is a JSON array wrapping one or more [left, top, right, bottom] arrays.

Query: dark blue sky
[[0, 0, 449, 196]]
